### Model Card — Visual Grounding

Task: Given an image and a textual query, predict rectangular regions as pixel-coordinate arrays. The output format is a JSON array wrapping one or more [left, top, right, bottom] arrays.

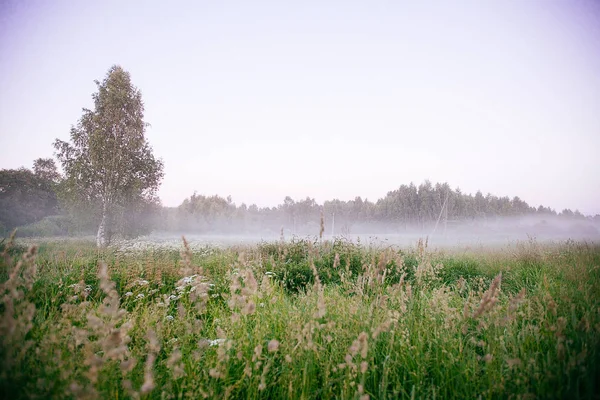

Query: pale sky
[[1, 1, 599, 214]]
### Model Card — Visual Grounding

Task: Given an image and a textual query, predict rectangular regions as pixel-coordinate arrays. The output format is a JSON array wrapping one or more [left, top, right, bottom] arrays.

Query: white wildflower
[[166, 315, 174, 321], [209, 339, 226, 347], [124, 291, 133, 297]]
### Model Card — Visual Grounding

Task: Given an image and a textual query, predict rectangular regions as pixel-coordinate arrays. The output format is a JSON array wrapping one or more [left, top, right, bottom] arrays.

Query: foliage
[[0, 166, 59, 231], [154, 181, 599, 236], [54, 65, 164, 246], [14, 215, 75, 238], [1, 238, 599, 399], [32, 158, 61, 183]]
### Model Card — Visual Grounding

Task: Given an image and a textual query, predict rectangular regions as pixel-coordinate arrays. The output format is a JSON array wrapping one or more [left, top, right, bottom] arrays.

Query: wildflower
[[182, 275, 197, 285], [169, 294, 179, 301], [124, 292, 133, 297], [137, 279, 149, 286], [166, 315, 174, 321], [209, 339, 226, 347], [136, 293, 145, 299], [265, 271, 275, 277]]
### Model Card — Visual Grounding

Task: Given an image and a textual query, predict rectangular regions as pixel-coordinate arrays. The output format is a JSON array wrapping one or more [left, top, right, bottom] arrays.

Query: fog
[[109, 214, 600, 251]]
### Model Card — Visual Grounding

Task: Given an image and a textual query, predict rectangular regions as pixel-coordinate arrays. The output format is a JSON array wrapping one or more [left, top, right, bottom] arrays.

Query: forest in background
[[2, 161, 599, 238]]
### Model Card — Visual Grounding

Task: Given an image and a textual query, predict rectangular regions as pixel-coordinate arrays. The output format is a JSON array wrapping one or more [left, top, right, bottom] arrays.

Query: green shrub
[[15, 215, 75, 237]]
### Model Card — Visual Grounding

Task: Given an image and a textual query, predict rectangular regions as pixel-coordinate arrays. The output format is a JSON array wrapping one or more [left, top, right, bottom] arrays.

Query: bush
[[15, 215, 75, 237]]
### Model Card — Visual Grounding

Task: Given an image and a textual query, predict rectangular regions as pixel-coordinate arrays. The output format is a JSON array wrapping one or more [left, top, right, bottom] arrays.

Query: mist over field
[[5, 180, 600, 249], [124, 214, 598, 249]]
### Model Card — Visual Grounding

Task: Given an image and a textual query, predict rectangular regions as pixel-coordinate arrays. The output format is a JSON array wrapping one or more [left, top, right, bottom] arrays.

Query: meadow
[[1, 234, 599, 399]]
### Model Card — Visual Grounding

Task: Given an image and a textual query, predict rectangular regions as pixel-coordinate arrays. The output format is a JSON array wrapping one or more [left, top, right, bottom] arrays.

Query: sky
[[1, 0, 599, 214]]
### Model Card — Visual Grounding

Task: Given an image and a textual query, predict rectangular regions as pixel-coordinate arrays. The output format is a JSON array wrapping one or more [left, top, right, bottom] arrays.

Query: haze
[[1, 0, 599, 215]]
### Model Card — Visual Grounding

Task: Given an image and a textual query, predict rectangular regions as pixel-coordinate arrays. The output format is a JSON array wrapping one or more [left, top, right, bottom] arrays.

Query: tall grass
[[1, 236, 599, 399]]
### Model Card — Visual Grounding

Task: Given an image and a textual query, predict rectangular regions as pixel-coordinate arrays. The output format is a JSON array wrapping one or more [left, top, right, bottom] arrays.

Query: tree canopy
[[153, 179, 597, 236], [54, 65, 163, 246], [0, 164, 59, 232]]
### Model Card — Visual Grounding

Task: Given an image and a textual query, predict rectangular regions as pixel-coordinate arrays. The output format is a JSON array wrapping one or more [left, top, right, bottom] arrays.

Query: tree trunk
[[96, 204, 110, 248]]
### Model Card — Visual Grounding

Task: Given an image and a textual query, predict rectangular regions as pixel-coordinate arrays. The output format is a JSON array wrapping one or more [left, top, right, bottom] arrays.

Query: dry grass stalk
[[0, 239, 38, 375], [167, 347, 186, 379], [311, 262, 326, 319], [72, 261, 137, 399], [140, 329, 160, 394], [228, 262, 260, 322], [473, 272, 502, 319]]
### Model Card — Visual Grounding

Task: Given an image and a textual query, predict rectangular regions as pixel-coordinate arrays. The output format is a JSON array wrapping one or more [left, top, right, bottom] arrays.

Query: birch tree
[[54, 65, 163, 247]]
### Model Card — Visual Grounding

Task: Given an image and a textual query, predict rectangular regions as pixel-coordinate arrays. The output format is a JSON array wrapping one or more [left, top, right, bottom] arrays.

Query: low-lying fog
[[113, 214, 600, 251]]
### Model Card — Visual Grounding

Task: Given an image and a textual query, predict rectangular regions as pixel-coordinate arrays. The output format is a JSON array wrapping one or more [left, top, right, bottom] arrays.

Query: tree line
[[1, 66, 598, 243], [156, 183, 597, 236]]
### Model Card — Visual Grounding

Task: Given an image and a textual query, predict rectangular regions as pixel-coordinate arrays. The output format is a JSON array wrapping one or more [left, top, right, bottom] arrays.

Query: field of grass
[[1, 235, 599, 399]]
